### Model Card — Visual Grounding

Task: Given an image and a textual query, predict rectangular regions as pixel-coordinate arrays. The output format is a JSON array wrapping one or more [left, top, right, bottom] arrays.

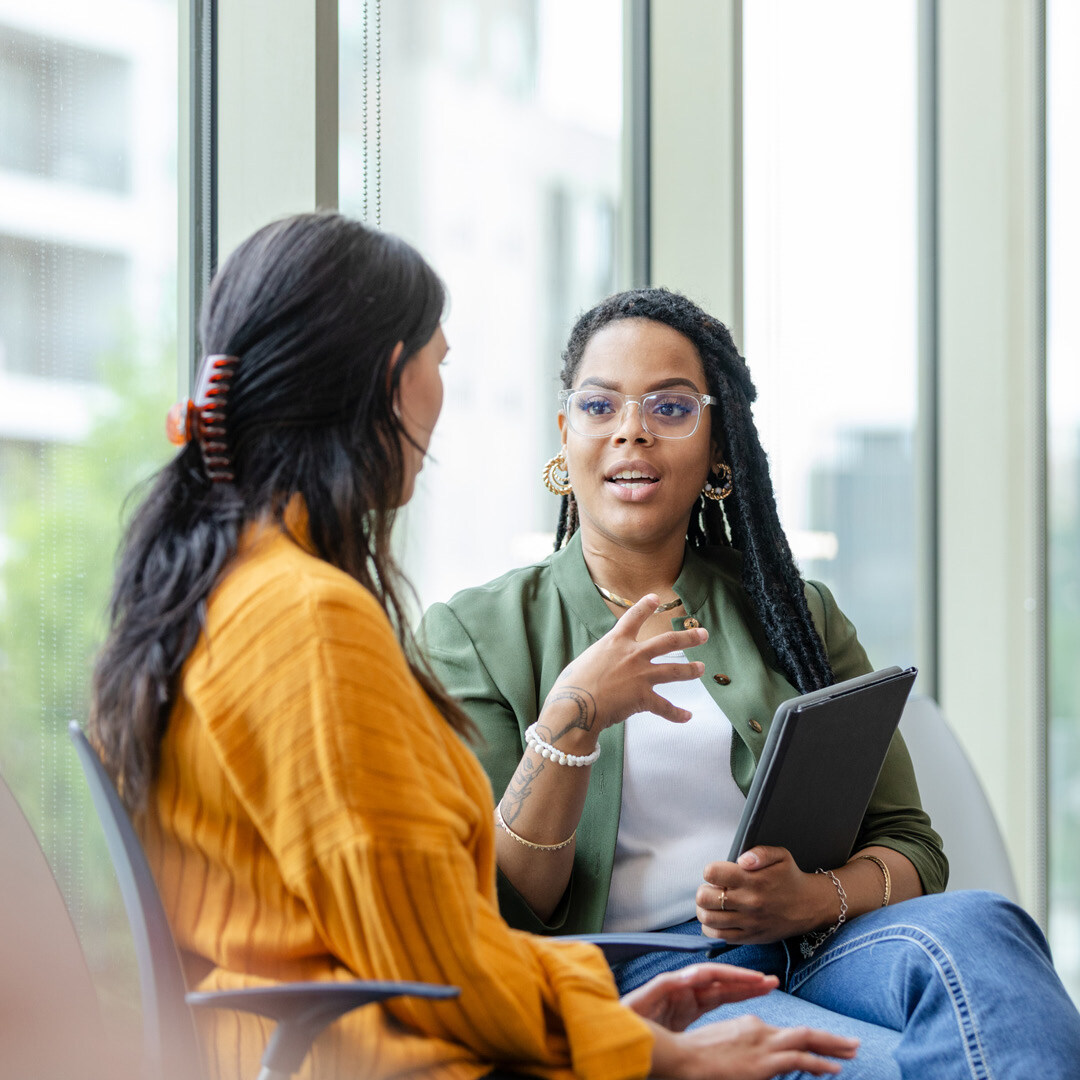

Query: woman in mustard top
[[86, 213, 857, 1080]]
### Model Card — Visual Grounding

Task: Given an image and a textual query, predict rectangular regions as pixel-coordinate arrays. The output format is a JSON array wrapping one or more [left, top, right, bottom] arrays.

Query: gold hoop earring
[[542, 449, 572, 496], [702, 462, 733, 501]]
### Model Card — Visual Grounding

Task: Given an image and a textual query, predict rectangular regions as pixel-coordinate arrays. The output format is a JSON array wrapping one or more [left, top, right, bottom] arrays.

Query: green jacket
[[420, 532, 948, 935]]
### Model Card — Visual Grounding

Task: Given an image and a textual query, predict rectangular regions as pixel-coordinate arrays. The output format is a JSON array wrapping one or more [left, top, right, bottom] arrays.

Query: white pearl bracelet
[[524, 722, 600, 767]]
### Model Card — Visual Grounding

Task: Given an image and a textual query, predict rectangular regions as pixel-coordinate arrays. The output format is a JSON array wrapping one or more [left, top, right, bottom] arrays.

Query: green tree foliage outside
[[0, 342, 174, 1032]]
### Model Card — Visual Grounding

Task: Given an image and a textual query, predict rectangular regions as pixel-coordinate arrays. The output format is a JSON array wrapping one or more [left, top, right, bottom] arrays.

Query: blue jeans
[[611, 891, 1080, 1079]]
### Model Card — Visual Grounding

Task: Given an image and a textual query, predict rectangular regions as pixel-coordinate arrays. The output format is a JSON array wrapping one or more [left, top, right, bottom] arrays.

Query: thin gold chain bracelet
[[855, 853, 892, 907], [494, 803, 575, 852]]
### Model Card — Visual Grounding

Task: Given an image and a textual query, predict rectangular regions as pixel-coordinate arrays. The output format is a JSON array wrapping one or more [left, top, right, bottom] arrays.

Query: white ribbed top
[[603, 651, 746, 932]]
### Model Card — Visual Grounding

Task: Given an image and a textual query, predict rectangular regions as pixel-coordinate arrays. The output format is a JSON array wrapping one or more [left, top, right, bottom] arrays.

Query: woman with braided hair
[[420, 286, 1080, 1078]]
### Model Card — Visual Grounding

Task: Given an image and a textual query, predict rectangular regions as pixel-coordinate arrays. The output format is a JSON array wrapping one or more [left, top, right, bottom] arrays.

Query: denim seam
[[788, 923, 993, 1080]]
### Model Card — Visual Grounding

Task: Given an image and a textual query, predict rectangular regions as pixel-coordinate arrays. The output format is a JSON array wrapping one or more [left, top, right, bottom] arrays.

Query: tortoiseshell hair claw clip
[[166, 354, 239, 483]]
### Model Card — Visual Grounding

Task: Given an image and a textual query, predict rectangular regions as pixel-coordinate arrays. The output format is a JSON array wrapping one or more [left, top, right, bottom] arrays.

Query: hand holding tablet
[[727, 666, 918, 872]]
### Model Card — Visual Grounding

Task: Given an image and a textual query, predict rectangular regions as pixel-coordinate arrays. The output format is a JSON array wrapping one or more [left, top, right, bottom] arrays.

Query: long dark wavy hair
[[555, 287, 834, 695], [90, 211, 473, 810]]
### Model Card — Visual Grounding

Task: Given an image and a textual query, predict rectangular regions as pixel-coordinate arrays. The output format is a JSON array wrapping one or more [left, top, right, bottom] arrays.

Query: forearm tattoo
[[502, 754, 545, 825], [542, 685, 597, 740]]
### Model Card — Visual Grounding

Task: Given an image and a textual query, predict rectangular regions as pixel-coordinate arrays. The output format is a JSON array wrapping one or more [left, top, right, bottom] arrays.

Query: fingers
[[619, 977, 670, 1017], [696, 879, 730, 909], [611, 593, 665, 635], [645, 626, 709, 655], [649, 659, 706, 685], [688, 1017, 858, 1078], [644, 690, 694, 724], [695, 888, 750, 943], [737, 845, 789, 871], [677, 963, 777, 990], [773, 1026, 860, 1059], [613, 598, 708, 646], [625, 967, 782, 1033], [762, 1026, 860, 1077], [769, 1053, 844, 1076], [702, 861, 738, 888]]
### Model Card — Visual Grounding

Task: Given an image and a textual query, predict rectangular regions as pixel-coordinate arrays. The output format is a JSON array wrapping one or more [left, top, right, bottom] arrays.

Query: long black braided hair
[[555, 287, 834, 695]]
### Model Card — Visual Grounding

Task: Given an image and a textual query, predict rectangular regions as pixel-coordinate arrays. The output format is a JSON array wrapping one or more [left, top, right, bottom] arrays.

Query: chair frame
[[69, 722, 459, 1080]]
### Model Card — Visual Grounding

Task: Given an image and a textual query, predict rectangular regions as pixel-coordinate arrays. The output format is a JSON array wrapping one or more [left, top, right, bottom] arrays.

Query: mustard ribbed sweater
[[142, 523, 652, 1080]]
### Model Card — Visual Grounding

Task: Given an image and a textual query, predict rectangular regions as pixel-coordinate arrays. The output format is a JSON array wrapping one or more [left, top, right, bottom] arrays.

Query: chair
[[566, 932, 725, 964], [69, 722, 459, 1080], [898, 694, 1020, 902], [0, 769, 118, 1080]]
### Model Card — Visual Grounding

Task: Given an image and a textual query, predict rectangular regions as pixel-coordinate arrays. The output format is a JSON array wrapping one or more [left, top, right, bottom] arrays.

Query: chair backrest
[[0, 769, 114, 1080], [898, 694, 1020, 903], [69, 722, 205, 1080]]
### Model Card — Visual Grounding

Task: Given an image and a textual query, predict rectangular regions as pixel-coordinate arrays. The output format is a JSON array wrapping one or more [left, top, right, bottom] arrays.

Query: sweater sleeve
[[418, 601, 536, 821], [419, 601, 579, 932], [805, 580, 950, 894], [199, 573, 652, 1080]]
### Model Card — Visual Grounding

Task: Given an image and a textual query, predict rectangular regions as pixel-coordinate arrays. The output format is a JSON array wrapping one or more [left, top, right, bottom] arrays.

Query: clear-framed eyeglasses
[[559, 388, 717, 440]]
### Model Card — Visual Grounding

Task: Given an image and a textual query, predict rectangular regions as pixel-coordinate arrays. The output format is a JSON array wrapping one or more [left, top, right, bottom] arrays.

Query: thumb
[[737, 845, 789, 870]]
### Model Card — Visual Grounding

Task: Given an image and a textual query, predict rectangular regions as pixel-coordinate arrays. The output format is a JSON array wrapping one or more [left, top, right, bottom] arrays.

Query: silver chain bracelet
[[800, 868, 849, 959]]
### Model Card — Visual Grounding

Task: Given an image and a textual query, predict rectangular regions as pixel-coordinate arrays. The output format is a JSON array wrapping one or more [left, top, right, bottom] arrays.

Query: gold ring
[[719, 887, 727, 912]]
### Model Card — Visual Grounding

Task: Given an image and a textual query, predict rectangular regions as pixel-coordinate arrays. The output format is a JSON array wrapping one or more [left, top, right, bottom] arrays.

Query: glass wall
[[0, 0, 177, 1029], [339, 0, 625, 610], [1047, 0, 1080, 1005], [742, 0, 920, 674]]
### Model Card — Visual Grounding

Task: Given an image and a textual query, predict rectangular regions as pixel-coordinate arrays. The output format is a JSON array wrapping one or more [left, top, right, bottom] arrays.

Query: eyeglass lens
[[564, 390, 704, 438]]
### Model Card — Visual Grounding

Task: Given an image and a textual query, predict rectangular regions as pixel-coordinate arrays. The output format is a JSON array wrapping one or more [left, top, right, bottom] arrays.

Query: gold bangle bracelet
[[494, 804, 575, 852], [855, 854, 892, 907]]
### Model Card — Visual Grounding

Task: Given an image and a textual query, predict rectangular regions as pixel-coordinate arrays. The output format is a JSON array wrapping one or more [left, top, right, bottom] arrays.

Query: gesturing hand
[[622, 963, 778, 1032], [648, 1014, 860, 1080], [697, 847, 835, 944], [538, 593, 708, 747]]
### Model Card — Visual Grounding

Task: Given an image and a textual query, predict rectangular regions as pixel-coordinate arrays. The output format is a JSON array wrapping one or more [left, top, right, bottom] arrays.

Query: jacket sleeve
[[419, 601, 529, 802], [208, 582, 653, 1080], [806, 580, 949, 894]]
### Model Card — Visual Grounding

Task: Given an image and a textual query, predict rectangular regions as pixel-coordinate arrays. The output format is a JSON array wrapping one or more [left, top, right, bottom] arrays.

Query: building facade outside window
[[0, 0, 177, 1013]]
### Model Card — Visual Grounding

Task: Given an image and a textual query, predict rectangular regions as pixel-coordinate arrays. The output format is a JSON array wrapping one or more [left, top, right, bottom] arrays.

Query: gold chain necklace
[[595, 583, 683, 613]]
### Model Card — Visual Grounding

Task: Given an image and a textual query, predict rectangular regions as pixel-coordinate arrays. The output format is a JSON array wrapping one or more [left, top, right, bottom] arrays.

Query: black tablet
[[727, 666, 918, 872]]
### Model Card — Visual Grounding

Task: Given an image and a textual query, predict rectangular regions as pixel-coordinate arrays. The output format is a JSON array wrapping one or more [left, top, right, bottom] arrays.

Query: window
[[339, 0, 626, 608], [742, 0, 921, 673], [0, 235, 128, 380], [0, 28, 132, 192], [1047, 0, 1080, 1005], [0, 0, 178, 1020]]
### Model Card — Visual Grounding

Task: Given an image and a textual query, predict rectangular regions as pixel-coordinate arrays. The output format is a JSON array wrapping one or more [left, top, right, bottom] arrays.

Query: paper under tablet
[[727, 666, 918, 872]]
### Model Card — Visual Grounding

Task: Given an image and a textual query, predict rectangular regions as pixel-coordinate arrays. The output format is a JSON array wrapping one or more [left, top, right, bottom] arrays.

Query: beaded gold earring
[[702, 461, 733, 501], [542, 448, 572, 496]]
